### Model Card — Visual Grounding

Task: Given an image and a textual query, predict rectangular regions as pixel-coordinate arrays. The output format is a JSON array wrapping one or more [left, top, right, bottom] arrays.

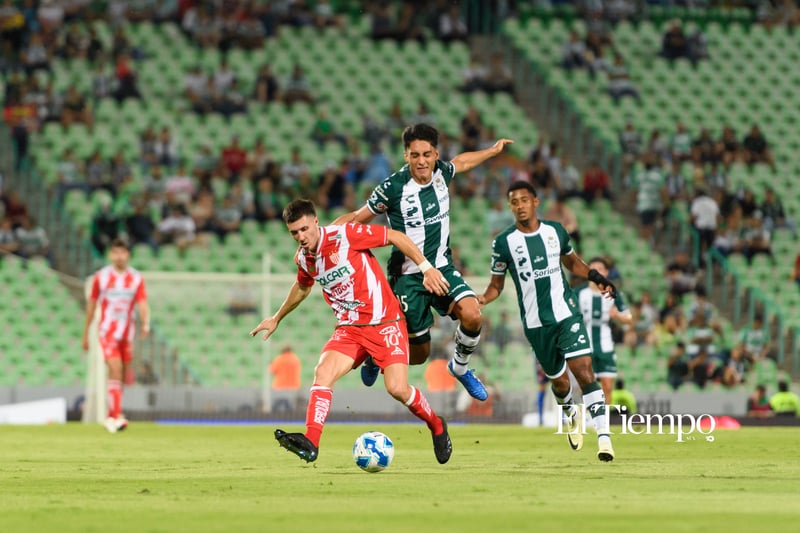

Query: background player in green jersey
[[479, 181, 618, 461], [336, 124, 513, 400], [576, 257, 633, 403]]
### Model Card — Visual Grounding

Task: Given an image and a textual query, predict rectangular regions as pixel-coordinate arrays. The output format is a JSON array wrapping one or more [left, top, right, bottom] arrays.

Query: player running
[[336, 123, 513, 401], [478, 181, 617, 461], [576, 257, 633, 403], [250, 199, 452, 465], [82, 238, 150, 433]]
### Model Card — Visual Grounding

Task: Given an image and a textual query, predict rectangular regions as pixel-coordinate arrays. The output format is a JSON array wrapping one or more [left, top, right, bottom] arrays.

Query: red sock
[[107, 380, 122, 418], [405, 386, 443, 435], [304, 385, 332, 447]]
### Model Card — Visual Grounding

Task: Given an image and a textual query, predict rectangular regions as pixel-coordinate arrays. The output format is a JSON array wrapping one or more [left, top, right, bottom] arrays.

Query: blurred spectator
[[311, 109, 345, 148], [719, 125, 740, 169], [553, 155, 581, 199], [90, 199, 122, 254], [254, 177, 281, 223], [624, 300, 656, 349], [213, 56, 235, 93], [704, 162, 728, 196], [666, 341, 689, 390], [562, 30, 590, 70], [109, 149, 131, 188], [21, 31, 50, 74], [85, 149, 113, 195], [632, 158, 667, 242], [660, 20, 688, 61], [229, 180, 255, 220], [156, 204, 196, 250], [437, 4, 468, 44], [543, 193, 580, 251], [610, 378, 637, 415], [154, 126, 179, 169], [15, 215, 49, 260], [645, 129, 669, 166], [360, 143, 392, 189], [215, 77, 247, 118], [424, 354, 457, 392], [460, 53, 487, 93], [143, 165, 167, 210], [139, 126, 159, 169], [582, 161, 611, 204], [670, 121, 693, 163], [184, 65, 209, 113], [761, 186, 797, 238], [0, 216, 19, 255], [711, 204, 744, 258], [664, 161, 688, 209], [125, 200, 157, 251], [732, 314, 772, 364], [618, 119, 642, 179], [214, 194, 242, 243], [61, 84, 92, 128], [113, 52, 141, 102], [459, 106, 483, 152], [189, 190, 216, 234], [530, 156, 555, 199], [246, 137, 273, 180], [770, 381, 800, 417], [221, 136, 247, 180], [370, 2, 396, 41], [254, 63, 280, 103], [282, 63, 313, 106], [280, 147, 309, 193], [409, 101, 435, 126], [164, 165, 195, 206], [741, 212, 775, 265], [317, 162, 352, 212], [269, 345, 301, 391], [690, 188, 720, 261], [137, 361, 159, 386], [607, 54, 640, 104], [482, 53, 514, 95], [691, 127, 721, 166], [747, 384, 773, 418], [91, 58, 114, 101], [2, 190, 28, 227], [488, 310, 513, 355], [742, 124, 776, 171], [665, 250, 698, 297], [191, 144, 219, 183]]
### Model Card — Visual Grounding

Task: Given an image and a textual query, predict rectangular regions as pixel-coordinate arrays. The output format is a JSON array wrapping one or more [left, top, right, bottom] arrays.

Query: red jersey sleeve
[[89, 274, 100, 301], [344, 223, 388, 250], [295, 254, 315, 287], [134, 279, 147, 303]]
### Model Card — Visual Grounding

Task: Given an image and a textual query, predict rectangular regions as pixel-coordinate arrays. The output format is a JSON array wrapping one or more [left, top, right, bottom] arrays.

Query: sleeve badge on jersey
[[494, 261, 507, 270]]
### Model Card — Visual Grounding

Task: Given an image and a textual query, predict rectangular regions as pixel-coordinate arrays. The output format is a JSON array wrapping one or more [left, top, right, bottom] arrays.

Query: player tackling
[[479, 181, 617, 461], [251, 199, 452, 465], [82, 238, 150, 433]]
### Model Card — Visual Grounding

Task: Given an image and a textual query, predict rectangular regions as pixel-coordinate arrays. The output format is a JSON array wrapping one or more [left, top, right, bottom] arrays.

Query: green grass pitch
[[1, 423, 799, 533]]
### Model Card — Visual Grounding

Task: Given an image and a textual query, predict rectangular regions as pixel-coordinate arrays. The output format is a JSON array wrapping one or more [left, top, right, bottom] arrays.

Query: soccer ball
[[352, 431, 394, 473]]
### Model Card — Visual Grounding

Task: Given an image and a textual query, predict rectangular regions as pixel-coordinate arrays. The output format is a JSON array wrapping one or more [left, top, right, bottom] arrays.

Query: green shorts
[[390, 265, 475, 343], [592, 351, 618, 378], [523, 314, 592, 378]]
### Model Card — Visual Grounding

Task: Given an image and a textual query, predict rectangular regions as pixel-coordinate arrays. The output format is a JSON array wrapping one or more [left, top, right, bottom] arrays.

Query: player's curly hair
[[402, 123, 439, 149], [282, 198, 317, 224]]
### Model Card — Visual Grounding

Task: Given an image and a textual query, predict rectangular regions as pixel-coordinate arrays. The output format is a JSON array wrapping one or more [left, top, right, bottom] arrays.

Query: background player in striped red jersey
[[82, 238, 150, 433], [251, 198, 453, 464]]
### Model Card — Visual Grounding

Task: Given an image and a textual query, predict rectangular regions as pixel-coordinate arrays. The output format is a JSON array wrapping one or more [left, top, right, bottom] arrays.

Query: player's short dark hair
[[283, 198, 316, 224], [778, 380, 789, 393], [588, 256, 610, 269], [616, 378, 625, 389], [109, 238, 129, 250], [402, 123, 439, 149], [508, 180, 537, 197]]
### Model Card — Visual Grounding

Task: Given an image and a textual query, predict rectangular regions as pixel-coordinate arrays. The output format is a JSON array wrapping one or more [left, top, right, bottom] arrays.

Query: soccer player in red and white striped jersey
[[82, 238, 150, 433], [251, 198, 453, 464]]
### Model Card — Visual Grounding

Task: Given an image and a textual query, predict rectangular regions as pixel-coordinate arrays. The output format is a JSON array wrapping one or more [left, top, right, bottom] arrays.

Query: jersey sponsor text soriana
[[577, 285, 629, 355], [490, 220, 581, 328], [366, 160, 455, 275], [90, 265, 147, 341], [295, 223, 403, 326]]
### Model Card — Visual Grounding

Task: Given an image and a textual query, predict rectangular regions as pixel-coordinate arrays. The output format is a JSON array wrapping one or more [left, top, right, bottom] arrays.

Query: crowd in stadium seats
[[0, 188, 51, 263]]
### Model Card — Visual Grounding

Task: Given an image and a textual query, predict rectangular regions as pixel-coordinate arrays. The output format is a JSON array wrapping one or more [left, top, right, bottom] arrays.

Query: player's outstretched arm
[[250, 282, 313, 340], [479, 274, 506, 306], [386, 229, 449, 296], [331, 205, 377, 226], [451, 138, 514, 173], [562, 252, 617, 298]]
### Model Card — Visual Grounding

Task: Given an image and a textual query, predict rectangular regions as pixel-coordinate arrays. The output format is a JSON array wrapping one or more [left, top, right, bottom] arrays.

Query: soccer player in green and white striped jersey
[[336, 124, 513, 401], [479, 181, 617, 461], [576, 257, 633, 403]]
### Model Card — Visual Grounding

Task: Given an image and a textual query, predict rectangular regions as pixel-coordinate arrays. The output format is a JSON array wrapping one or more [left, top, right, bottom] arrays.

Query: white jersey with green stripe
[[366, 160, 455, 275], [490, 219, 581, 328], [576, 285, 629, 354]]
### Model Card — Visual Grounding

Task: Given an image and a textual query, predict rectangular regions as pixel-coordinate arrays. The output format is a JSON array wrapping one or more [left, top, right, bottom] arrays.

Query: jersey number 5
[[399, 295, 409, 312]]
